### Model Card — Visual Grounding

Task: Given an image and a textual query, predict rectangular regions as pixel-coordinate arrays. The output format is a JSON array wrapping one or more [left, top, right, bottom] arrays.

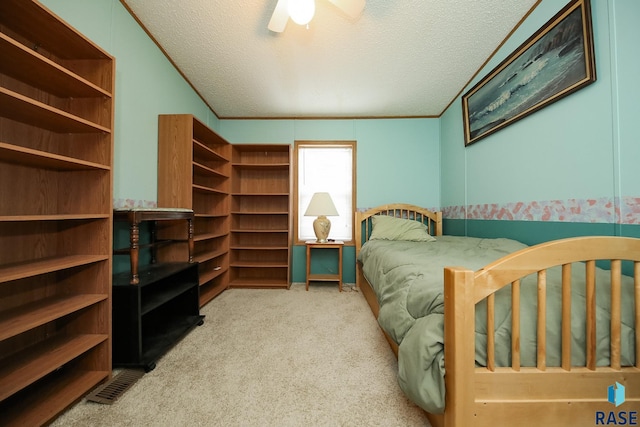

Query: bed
[[355, 203, 640, 427]]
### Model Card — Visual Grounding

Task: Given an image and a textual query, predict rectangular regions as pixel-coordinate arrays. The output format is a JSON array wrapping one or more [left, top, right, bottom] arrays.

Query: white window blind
[[298, 145, 353, 241]]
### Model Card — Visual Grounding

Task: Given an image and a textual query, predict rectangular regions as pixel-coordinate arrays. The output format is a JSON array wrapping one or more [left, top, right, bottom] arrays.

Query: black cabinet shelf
[[112, 262, 204, 371], [140, 314, 204, 366], [140, 279, 197, 316], [113, 262, 198, 287]]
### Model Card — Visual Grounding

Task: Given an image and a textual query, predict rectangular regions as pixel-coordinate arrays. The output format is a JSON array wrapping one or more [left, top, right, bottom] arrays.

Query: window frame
[[293, 140, 357, 246]]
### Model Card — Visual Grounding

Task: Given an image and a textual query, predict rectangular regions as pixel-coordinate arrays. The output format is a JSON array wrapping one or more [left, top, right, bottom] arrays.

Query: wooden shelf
[[0, 255, 108, 284], [194, 161, 229, 178], [232, 192, 290, 196], [231, 260, 289, 267], [228, 278, 289, 288], [0, 0, 113, 62], [0, 88, 110, 134], [159, 122, 292, 295], [229, 144, 291, 289], [0, 214, 110, 222], [193, 248, 227, 264], [231, 210, 289, 215], [195, 212, 228, 219], [0, 333, 108, 401], [0, 142, 110, 171], [231, 163, 290, 169], [199, 266, 226, 284], [231, 228, 289, 233], [194, 231, 228, 241], [158, 114, 231, 305], [0, 294, 107, 341], [0, 33, 110, 98], [193, 141, 230, 164], [194, 183, 228, 195], [0, 0, 114, 423], [231, 244, 289, 250], [0, 369, 108, 427], [308, 273, 343, 281]]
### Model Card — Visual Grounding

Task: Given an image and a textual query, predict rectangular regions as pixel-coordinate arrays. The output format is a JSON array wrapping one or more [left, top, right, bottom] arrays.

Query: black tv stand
[[112, 209, 203, 371], [112, 262, 204, 372]]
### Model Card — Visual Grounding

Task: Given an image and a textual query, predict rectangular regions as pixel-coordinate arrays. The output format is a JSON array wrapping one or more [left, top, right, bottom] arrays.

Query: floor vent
[[86, 369, 145, 405]]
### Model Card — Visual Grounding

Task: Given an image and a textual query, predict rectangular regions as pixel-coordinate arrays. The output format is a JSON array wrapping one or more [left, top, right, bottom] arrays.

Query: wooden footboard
[[444, 236, 640, 427]]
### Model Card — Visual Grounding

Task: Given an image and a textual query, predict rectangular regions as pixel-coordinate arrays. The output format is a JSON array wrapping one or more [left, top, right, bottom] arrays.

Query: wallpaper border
[[114, 199, 158, 209], [121, 197, 639, 224], [442, 196, 639, 224]]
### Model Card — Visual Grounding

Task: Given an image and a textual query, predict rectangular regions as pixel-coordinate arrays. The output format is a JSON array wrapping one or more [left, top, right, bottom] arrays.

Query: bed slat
[[585, 260, 596, 370], [561, 264, 572, 371], [536, 270, 546, 371], [486, 294, 495, 372], [511, 280, 521, 371], [610, 260, 621, 370]]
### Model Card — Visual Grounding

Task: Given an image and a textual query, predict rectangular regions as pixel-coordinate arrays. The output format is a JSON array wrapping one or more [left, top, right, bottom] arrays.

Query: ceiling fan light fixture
[[288, 0, 315, 26]]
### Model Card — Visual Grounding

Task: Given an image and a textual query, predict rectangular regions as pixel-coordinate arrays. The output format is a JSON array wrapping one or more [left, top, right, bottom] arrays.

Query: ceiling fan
[[268, 0, 366, 32]]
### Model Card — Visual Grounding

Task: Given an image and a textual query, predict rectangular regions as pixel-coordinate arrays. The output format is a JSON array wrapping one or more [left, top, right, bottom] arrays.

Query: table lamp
[[304, 192, 339, 243]]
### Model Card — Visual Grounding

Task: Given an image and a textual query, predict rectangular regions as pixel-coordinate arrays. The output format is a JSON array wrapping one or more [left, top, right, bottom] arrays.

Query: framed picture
[[462, 0, 596, 146]]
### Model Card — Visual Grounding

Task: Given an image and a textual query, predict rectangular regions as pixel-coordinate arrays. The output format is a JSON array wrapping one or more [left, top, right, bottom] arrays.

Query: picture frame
[[462, 0, 596, 146]]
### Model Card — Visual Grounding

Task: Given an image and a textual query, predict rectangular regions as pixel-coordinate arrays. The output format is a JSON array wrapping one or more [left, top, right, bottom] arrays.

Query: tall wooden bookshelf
[[157, 114, 231, 306], [0, 0, 114, 425], [230, 145, 291, 288]]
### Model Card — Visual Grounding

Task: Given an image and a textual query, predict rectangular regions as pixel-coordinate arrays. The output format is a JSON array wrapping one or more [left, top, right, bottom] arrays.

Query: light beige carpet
[[52, 284, 431, 426]]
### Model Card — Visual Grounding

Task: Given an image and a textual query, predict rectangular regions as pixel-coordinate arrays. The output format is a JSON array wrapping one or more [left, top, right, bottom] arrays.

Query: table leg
[[187, 218, 194, 263], [306, 244, 311, 291], [130, 221, 140, 284]]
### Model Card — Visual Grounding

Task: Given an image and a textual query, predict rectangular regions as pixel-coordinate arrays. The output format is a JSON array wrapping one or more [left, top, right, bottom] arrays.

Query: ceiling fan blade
[[268, 0, 289, 32], [327, 0, 365, 18]]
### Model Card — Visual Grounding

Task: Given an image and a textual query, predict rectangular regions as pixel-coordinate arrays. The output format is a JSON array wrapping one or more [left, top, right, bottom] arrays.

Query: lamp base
[[313, 215, 331, 243]]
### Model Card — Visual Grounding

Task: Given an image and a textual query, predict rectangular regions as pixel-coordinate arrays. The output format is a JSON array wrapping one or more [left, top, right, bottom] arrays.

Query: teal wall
[[440, 0, 640, 244], [43, 0, 638, 284], [219, 119, 440, 209]]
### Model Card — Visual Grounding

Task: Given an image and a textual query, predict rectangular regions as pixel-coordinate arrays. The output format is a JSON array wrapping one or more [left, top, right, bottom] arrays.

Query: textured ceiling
[[121, 0, 539, 119]]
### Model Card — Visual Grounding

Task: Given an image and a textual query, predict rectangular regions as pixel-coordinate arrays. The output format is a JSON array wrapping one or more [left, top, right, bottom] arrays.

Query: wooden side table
[[114, 208, 194, 284], [305, 240, 344, 291]]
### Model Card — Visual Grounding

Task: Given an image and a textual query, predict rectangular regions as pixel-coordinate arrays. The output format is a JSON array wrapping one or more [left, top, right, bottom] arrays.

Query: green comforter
[[358, 236, 636, 413]]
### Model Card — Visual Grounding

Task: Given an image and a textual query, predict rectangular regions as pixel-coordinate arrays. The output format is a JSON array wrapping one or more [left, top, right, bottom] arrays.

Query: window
[[294, 141, 356, 244]]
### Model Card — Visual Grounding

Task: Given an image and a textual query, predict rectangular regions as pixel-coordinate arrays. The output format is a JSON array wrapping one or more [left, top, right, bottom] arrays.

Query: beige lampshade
[[304, 192, 338, 243], [304, 192, 338, 217]]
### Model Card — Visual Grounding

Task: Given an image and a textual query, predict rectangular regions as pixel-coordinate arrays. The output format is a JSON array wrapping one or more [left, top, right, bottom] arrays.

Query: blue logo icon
[[608, 382, 625, 407]]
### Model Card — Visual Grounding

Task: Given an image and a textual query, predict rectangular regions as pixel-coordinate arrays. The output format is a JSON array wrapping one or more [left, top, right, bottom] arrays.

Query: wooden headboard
[[355, 203, 443, 255]]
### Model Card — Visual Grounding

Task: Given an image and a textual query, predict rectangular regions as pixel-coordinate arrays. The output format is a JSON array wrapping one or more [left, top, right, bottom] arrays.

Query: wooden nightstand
[[305, 240, 344, 291]]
